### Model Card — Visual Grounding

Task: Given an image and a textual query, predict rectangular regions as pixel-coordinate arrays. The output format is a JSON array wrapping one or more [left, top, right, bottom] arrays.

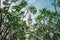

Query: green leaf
[[2, 8, 8, 13], [57, 0, 60, 7], [19, 11, 25, 15], [30, 6, 37, 14], [36, 15, 43, 20], [40, 8, 47, 14], [7, 13, 13, 20], [20, 1, 27, 7], [13, 1, 27, 12], [35, 37, 40, 40], [3, 1, 9, 5], [13, 6, 21, 12], [11, 0, 18, 2]]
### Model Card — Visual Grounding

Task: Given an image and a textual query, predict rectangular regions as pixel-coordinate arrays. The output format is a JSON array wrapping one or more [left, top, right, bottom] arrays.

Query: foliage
[[1, 0, 28, 40], [1, 0, 60, 40], [30, 6, 37, 14], [32, 0, 60, 39], [34, 5, 60, 40], [57, 0, 60, 7], [13, 0, 27, 12]]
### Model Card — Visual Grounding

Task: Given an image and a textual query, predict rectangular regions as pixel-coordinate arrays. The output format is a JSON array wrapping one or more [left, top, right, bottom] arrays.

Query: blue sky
[[26, 0, 60, 12]]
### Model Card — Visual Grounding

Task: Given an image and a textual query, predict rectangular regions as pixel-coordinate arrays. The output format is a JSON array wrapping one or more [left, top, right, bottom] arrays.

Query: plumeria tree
[[0, 0, 60, 40], [32, 0, 60, 40], [1, 0, 37, 40], [1, 0, 28, 40]]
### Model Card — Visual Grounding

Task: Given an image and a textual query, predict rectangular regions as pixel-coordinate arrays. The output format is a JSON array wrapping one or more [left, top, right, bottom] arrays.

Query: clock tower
[[28, 10, 32, 26]]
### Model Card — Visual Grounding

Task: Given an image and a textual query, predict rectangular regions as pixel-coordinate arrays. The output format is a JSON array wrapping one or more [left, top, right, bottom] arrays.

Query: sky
[[26, 0, 54, 10], [26, 0, 60, 12]]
